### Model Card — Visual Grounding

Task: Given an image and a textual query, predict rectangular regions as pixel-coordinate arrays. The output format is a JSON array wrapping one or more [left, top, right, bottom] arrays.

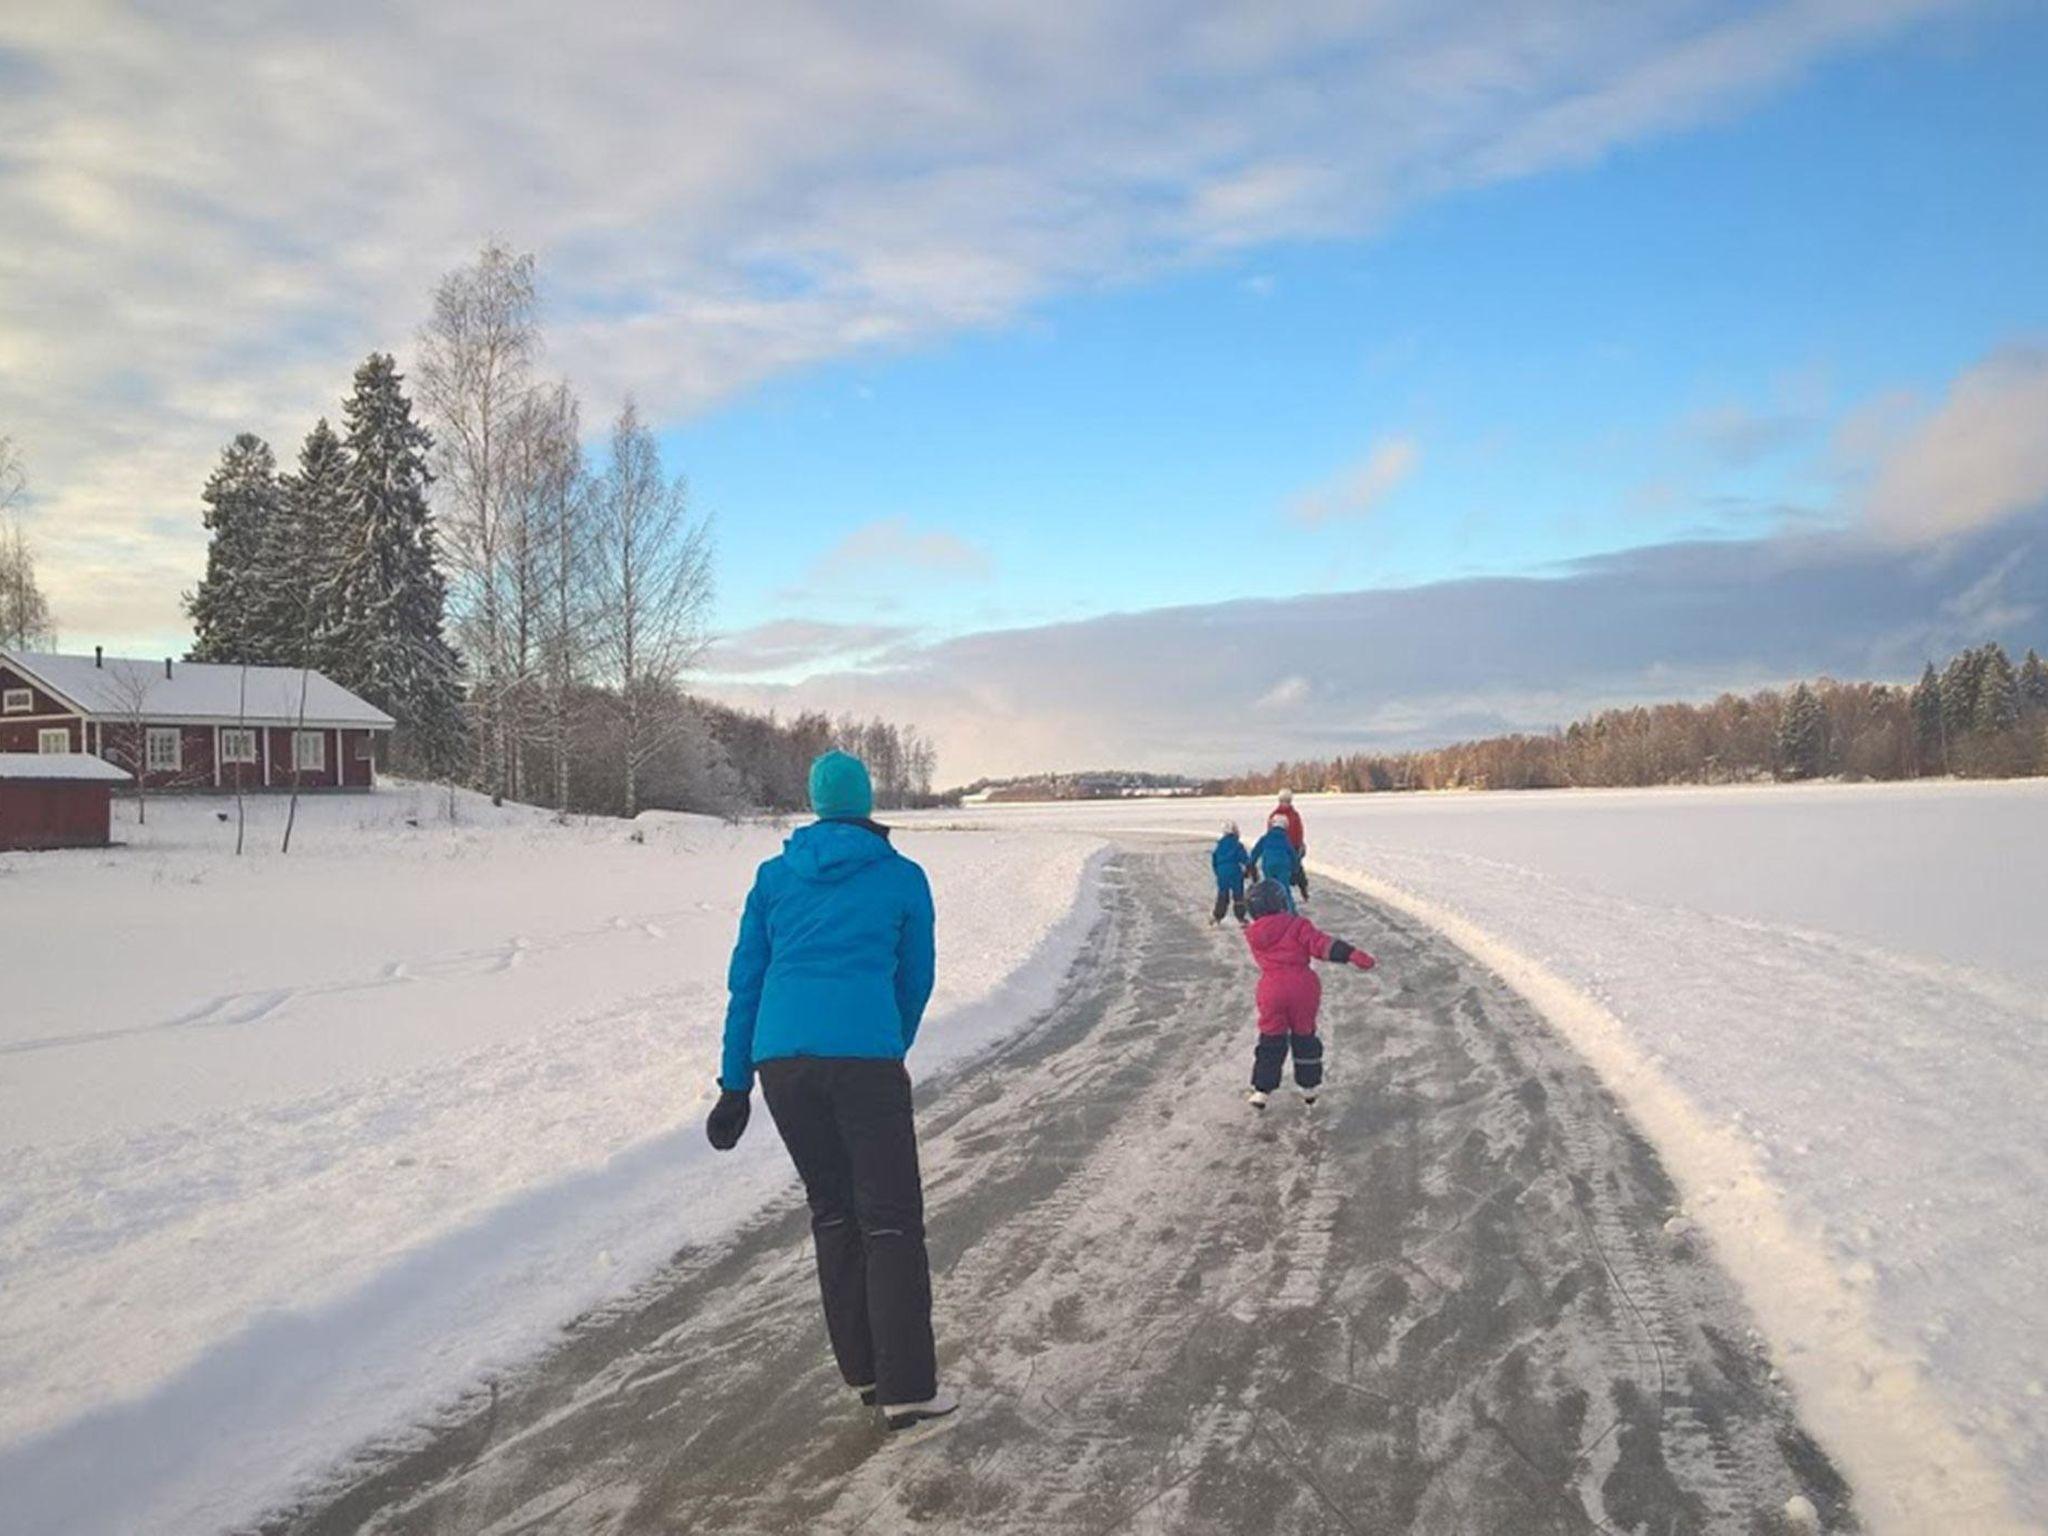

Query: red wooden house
[[0, 753, 131, 850], [0, 649, 395, 792]]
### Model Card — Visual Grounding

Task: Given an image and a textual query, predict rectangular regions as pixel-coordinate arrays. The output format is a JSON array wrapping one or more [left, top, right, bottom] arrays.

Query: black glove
[[706, 1088, 751, 1151]]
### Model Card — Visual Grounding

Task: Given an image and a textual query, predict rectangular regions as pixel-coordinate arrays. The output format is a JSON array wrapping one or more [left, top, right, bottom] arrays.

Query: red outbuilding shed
[[0, 753, 132, 851]]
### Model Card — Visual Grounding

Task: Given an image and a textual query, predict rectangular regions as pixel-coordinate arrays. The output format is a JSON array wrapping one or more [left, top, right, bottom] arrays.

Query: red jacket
[[1272, 802, 1304, 851], [1245, 913, 1373, 976]]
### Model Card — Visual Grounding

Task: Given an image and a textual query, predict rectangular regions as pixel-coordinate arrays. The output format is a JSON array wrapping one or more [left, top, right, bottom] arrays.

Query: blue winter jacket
[[1249, 825, 1296, 885], [1211, 834, 1252, 889], [720, 819, 937, 1092]]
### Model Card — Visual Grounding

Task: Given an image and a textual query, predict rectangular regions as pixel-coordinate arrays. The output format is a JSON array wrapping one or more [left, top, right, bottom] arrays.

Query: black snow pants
[[1250, 1031, 1324, 1093], [1291, 853, 1310, 899], [1213, 881, 1246, 923], [758, 1057, 938, 1406]]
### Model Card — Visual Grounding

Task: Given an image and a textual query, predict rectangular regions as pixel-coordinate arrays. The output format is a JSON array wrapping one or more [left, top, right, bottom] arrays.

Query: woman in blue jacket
[[705, 751, 956, 1432], [1211, 821, 1253, 924]]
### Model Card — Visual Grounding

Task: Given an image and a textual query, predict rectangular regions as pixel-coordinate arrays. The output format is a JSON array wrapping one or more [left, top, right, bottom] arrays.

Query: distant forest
[[1217, 642, 2048, 795]]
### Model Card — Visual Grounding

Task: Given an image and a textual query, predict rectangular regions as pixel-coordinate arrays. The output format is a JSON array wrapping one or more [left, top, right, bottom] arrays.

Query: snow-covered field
[[0, 787, 1104, 1536], [940, 781, 2048, 1535]]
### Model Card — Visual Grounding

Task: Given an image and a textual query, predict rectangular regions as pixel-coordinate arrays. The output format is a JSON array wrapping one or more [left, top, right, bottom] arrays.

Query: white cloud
[[0, 1, 1958, 646], [1862, 348, 2048, 544], [1256, 675, 1312, 709], [785, 518, 993, 602], [1290, 436, 1421, 525], [700, 619, 917, 677]]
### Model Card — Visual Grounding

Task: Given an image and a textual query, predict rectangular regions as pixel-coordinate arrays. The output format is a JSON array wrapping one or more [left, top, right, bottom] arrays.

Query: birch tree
[[0, 437, 50, 648], [589, 401, 712, 818], [415, 243, 538, 797]]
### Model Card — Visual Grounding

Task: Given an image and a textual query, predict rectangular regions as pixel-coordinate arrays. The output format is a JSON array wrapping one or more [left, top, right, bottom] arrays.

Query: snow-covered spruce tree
[[1973, 644, 2020, 735], [1910, 663, 1946, 775], [185, 434, 281, 662], [2021, 649, 2048, 716], [255, 419, 351, 668], [330, 352, 466, 774], [1776, 682, 1827, 780], [1940, 646, 1987, 748]]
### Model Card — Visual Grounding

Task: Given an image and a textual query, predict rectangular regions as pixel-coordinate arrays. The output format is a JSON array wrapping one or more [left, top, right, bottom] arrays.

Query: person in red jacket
[[1271, 789, 1308, 899], [1240, 878, 1375, 1108]]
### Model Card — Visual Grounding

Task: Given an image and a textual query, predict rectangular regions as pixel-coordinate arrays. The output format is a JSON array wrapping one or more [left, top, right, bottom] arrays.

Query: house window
[[3, 688, 31, 714], [220, 728, 258, 764], [147, 727, 182, 772], [293, 730, 326, 771], [38, 728, 71, 754]]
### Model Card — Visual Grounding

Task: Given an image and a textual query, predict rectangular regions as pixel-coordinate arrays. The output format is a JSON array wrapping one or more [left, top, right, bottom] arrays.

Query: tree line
[[1218, 641, 2048, 795], [171, 241, 933, 821]]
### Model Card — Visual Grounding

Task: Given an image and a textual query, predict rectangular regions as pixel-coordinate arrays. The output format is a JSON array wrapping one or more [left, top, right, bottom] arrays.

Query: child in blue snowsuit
[[1211, 821, 1253, 924], [1249, 815, 1299, 913]]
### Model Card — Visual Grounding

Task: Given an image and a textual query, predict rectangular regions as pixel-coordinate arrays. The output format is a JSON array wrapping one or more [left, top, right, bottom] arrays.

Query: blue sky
[[681, 9, 2046, 661], [5, 1, 2045, 777]]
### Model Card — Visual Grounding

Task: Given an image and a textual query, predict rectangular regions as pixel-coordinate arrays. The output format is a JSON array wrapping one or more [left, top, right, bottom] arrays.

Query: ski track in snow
[[254, 847, 1852, 1536]]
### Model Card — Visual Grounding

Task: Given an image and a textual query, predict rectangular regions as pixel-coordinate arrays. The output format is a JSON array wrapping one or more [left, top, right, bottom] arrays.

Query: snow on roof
[[0, 752, 132, 783], [2, 651, 396, 729]]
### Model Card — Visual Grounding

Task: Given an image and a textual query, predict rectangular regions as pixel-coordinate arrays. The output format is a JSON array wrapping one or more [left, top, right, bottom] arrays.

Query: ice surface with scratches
[[0, 787, 1104, 1536], [950, 780, 2048, 1535]]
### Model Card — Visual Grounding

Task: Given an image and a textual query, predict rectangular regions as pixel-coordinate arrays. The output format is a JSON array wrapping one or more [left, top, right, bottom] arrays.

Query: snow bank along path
[[0, 788, 1106, 1536], [940, 781, 2048, 1536]]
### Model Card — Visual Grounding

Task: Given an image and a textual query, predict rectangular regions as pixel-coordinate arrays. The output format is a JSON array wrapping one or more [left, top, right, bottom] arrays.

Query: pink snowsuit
[[1246, 912, 1345, 1035]]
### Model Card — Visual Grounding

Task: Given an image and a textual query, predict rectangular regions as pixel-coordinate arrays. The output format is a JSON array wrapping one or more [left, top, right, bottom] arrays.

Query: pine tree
[[1776, 683, 1826, 780], [255, 419, 351, 667], [1973, 644, 2020, 735], [329, 353, 466, 772], [185, 434, 281, 662], [1910, 663, 1945, 773]]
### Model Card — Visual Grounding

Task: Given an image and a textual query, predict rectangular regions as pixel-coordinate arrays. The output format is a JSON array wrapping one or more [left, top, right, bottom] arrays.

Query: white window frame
[[293, 730, 326, 772], [2, 688, 31, 714], [38, 728, 71, 754], [146, 727, 182, 773], [220, 728, 259, 764]]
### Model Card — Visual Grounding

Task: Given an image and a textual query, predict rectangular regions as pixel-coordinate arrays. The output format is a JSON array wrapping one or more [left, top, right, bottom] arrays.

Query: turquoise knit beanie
[[809, 750, 874, 819]]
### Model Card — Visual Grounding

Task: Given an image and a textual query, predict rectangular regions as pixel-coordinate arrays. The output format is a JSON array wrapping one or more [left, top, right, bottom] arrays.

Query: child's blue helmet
[[1247, 879, 1288, 918]]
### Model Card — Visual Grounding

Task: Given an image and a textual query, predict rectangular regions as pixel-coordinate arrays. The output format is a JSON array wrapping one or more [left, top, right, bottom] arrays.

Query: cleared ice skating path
[[261, 846, 1852, 1535]]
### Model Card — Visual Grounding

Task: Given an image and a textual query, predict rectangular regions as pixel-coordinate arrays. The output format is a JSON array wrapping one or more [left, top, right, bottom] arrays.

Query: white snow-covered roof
[[2, 651, 396, 729], [0, 752, 131, 783]]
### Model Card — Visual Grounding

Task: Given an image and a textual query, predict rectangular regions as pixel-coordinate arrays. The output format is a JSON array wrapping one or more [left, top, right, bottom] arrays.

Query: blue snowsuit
[[719, 819, 937, 1092], [1249, 825, 1299, 912], [1211, 833, 1253, 922]]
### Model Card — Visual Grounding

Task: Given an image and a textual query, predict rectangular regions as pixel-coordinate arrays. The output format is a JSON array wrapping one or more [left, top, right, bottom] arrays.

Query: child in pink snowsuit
[[1241, 878, 1375, 1108]]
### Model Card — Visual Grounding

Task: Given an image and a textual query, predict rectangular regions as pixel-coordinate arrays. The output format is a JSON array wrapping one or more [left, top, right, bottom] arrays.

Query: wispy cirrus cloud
[[779, 517, 994, 606], [0, 0, 1963, 648], [700, 618, 918, 677], [1289, 436, 1421, 525]]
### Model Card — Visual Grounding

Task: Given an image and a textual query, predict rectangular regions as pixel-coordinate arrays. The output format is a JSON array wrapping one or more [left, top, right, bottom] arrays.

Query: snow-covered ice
[[948, 780, 2048, 1535], [0, 787, 1103, 1535]]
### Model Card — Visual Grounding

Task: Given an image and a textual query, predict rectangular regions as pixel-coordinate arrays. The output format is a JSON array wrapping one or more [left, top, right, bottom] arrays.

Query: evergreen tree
[[1974, 644, 2019, 735], [1940, 646, 1987, 745], [185, 434, 281, 662], [1910, 663, 1945, 772], [2015, 649, 2048, 718], [1776, 683, 1826, 780], [329, 353, 465, 772], [256, 419, 351, 667]]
